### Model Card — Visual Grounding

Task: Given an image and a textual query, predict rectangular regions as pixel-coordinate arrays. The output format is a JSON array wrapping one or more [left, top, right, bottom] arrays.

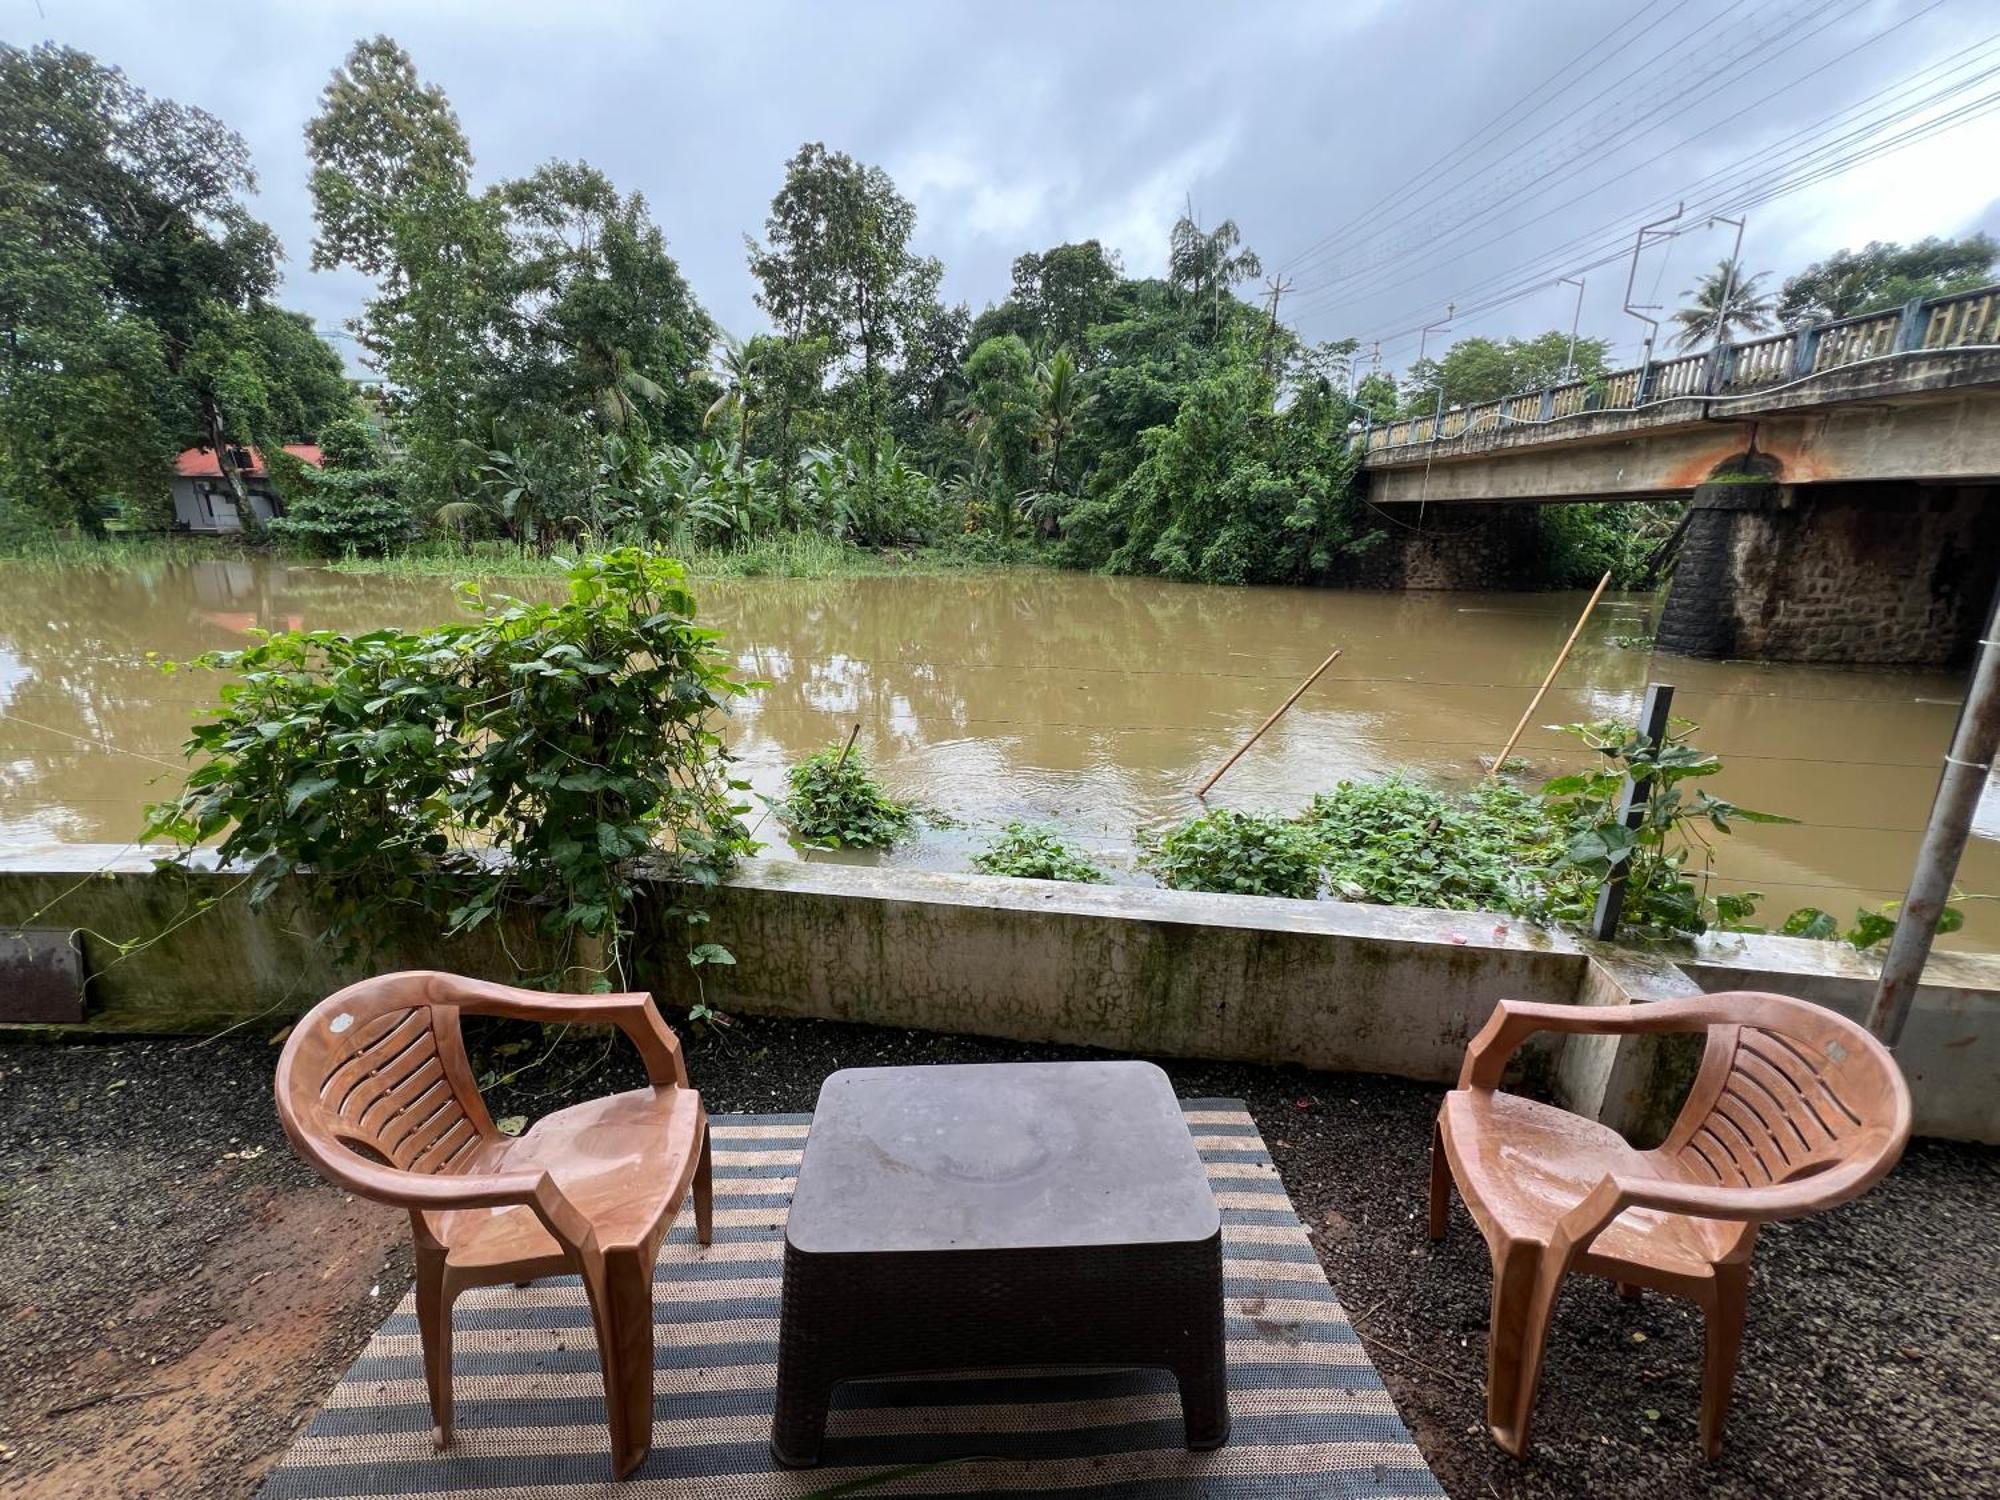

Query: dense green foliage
[[1404, 330, 1610, 409], [1140, 809, 1324, 899], [0, 43, 359, 533], [1540, 718, 1791, 937], [1306, 774, 1583, 917], [774, 746, 914, 849], [971, 823, 1108, 883], [1777, 234, 1997, 324], [9, 31, 1983, 602], [143, 549, 754, 983], [267, 417, 409, 555]]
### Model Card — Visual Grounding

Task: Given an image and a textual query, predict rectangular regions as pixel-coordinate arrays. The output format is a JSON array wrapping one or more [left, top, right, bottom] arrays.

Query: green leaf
[[284, 776, 339, 813], [688, 943, 736, 967]]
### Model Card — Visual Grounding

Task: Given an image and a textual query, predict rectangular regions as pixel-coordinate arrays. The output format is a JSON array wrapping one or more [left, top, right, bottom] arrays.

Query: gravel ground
[[2, 1013, 1995, 1499]]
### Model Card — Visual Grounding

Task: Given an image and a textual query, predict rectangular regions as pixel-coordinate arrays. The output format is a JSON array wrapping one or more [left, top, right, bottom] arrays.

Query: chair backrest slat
[[1667, 999, 1904, 1204], [281, 980, 489, 1179]]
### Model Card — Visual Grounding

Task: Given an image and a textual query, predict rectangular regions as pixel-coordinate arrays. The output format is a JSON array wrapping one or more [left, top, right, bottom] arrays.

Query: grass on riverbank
[[0, 529, 1044, 581]]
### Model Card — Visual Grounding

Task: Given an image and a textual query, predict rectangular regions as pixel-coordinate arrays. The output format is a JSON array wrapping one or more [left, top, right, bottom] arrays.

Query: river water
[[2, 555, 1994, 950]]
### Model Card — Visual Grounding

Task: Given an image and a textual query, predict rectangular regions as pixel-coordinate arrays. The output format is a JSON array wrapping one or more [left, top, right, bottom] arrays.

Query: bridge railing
[[1361, 279, 2000, 456]]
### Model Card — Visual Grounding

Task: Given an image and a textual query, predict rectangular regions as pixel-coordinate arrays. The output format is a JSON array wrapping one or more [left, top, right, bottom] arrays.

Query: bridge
[[1352, 284, 2000, 666]]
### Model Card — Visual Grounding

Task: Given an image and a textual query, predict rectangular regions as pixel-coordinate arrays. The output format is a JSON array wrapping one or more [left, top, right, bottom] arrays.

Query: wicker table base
[[770, 1061, 1228, 1468]]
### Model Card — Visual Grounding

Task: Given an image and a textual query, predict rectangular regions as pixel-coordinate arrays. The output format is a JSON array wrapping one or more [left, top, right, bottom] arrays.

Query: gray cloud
[[11, 0, 1993, 379]]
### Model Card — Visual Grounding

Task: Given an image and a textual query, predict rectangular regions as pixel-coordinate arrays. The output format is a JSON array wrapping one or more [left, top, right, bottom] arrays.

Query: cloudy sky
[[11, 0, 1999, 378]]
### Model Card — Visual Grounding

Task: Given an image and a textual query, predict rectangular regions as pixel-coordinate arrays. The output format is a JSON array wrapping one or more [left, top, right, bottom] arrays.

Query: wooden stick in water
[[1196, 647, 1344, 799], [833, 722, 861, 772], [1485, 570, 1612, 780]]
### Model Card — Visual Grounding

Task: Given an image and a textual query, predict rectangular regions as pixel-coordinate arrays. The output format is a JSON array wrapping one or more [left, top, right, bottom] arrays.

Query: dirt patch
[[3, 1013, 1996, 1499], [0, 1037, 410, 1498]]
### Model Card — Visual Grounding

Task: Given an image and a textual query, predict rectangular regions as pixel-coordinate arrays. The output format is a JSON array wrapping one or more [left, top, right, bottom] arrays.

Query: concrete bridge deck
[[1360, 284, 2000, 505]]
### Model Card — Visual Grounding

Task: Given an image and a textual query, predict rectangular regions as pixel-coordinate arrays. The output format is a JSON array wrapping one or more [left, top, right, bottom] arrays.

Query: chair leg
[[414, 1245, 455, 1448], [1699, 1264, 1751, 1459], [1485, 1239, 1565, 1458], [582, 1245, 657, 1479], [693, 1123, 714, 1248], [1427, 1122, 1451, 1241]]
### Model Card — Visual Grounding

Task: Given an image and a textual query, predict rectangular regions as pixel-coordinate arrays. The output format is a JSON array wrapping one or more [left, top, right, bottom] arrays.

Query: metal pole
[[1867, 591, 2000, 1043], [1560, 276, 1585, 381], [1592, 683, 1675, 941], [1622, 204, 1683, 368], [1708, 215, 1745, 351]]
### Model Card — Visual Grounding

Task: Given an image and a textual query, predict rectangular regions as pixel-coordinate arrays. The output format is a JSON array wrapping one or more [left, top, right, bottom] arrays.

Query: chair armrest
[[1458, 996, 1731, 1089], [422, 972, 689, 1088], [279, 1118, 595, 1247], [1610, 1144, 1900, 1223]]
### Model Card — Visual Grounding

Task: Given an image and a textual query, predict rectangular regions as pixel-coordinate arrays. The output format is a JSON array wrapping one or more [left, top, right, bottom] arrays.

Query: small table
[[770, 1060, 1228, 1467]]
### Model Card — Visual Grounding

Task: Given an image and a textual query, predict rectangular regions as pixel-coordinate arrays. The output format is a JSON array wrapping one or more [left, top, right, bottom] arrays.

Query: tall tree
[[0, 43, 337, 527], [704, 332, 762, 471], [1670, 258, 1775, 350], [306, 36, 500, 506], [1405, 331, 1610, 409], [1010, 241, 1124, 358], [746, 143, 941, 430], [1777, 234, 1999, 324], [1168, 215, 1262, 335], [492, 159, 714, 443]]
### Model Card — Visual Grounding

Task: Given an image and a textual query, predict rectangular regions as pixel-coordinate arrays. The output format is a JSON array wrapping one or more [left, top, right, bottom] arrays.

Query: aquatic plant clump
[[775, 746, 915, 849], [1139, 809, 1324, 899], [971, 823, 1109, 883], [1306, 773, 1586, 919]]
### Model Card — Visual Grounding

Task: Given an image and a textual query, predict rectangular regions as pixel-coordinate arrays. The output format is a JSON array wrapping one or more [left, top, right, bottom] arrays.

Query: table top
[[785, 1061, 1219, 1256]]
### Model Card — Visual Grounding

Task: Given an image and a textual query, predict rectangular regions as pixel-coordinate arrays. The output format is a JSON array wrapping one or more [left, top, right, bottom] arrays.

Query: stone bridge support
[[1656, 479, 2000, 666]]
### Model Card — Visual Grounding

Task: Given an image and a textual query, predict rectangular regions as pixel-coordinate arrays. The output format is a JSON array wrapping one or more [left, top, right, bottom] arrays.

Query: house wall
[[171, 477, 281, 533]]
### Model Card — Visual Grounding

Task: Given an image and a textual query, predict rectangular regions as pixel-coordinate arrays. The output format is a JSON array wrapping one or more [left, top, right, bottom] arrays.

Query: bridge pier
[[1656, 480, 2000, 667]]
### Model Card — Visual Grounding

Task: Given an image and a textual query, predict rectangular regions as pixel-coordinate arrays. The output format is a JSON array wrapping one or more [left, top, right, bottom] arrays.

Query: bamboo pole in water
[[1485, 570, 1613, 780], [833, 722, 861, 771], [1196, 647, 1343, 799]]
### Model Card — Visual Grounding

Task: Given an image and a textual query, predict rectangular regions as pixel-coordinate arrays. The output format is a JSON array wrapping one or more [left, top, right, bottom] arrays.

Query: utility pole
[[1622, 203, 1683, 371], [1868, 586, 2000, 1044], [1418, 302, 1455, 434], [1707, 214, 1747, 350], [1559, 275, 1586, 381], [1261, 275, 1295, 379]]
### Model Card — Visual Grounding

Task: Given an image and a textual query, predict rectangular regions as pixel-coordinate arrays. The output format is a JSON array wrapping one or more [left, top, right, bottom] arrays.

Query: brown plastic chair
[[1429, 990, 1910, 1460], [274, 970, 713, 1479]]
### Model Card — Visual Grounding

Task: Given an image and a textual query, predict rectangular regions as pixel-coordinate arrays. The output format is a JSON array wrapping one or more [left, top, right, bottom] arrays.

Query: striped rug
[[259, 1100, 1442, 1498]]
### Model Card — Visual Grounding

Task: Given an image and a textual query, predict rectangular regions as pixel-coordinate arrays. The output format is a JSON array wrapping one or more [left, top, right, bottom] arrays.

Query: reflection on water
[[2, 556, 1994, 950]]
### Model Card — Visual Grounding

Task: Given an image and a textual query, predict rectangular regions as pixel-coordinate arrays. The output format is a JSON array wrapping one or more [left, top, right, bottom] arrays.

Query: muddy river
[[2, 555, 1993, 950]]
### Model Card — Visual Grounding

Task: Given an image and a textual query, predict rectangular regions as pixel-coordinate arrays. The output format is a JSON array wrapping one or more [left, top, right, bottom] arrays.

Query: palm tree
[[1032, 348, 1088, 499], [1671, 259, 1776, 351], [703, 332, 761, 473]]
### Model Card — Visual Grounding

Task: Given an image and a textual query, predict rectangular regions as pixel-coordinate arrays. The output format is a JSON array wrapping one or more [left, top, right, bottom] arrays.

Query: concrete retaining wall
[[4, 847, 1997, 1142]]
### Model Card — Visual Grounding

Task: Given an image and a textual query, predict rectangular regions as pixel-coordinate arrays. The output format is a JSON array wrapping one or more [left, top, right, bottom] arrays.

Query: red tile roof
[[173, 444, 324, 479]]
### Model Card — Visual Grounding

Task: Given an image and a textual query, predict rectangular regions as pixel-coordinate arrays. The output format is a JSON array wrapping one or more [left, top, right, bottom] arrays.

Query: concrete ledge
[[4, 847, 1996, 1142]]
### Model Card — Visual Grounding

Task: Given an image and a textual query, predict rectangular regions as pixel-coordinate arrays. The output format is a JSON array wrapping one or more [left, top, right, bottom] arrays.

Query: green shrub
[[144, 548, 753, 981], [775, 746, 914, 848], [1306, 774, 1582, 916], [270, 419, 411, 556], [971, 823, 1108, 883], [1541, 718, 1792, 938], [1140, 809, 1323, 898]]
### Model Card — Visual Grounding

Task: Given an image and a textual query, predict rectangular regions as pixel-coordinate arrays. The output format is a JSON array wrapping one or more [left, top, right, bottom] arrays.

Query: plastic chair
[[1429, 990, 1910, 1459], [274, 971, 713, 1479]]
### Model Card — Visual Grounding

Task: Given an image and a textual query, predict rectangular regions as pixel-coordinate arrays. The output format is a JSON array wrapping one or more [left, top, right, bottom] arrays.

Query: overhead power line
[[1287, 0, 1890, 315], [1304, 18, 1994, 355], [1334, 23, 2000, 347], [1273, 0, 1698, 278], [1282, 0, 1843, 294]]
